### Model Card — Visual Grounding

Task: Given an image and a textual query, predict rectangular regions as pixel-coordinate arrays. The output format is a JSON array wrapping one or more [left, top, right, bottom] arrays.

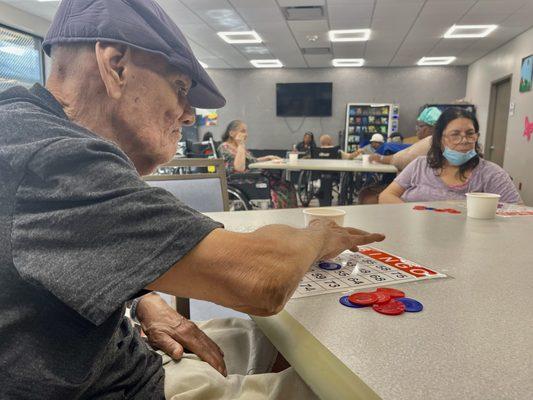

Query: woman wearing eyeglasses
[[379, 107, 522, 204]]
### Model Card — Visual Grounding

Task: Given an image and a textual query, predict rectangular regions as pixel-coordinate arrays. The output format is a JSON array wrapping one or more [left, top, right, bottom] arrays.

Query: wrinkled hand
[[308, 218, 385, 260], [136, 293, 227, 376]]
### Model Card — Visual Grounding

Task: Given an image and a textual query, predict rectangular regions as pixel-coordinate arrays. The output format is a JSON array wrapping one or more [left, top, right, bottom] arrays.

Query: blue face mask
[[442, 147, 477, 166]]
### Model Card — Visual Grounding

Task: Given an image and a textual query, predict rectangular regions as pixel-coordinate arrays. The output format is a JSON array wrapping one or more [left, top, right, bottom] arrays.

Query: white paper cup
[[362, 154, 370, 165], [303, 208, 346, 227], [288, 152, 298, 162], [466, 193, 500, 219]]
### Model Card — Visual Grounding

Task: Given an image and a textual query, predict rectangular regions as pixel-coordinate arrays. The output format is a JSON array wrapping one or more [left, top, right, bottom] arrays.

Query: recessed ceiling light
[[328, 29, 371, 42], [199, 61, 208, 69], [217, 31, 262, 44], [444, 25, 498, 38], [332, 58, 365, 67], [250, 59, 283, 68], [417, 57, 456, 66]]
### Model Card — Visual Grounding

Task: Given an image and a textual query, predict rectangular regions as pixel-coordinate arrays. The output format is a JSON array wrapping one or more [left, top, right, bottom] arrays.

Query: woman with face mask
[[378, 108, 522, 204]]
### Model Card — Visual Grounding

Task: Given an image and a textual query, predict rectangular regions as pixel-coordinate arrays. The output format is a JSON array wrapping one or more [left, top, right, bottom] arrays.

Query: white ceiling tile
[[327, 3, 374, 29], [303, 53, 333, 67], [287, 19, 330, 33], [332, 42, 366, 58], [0, 0, 532, 69], [229, 0, 285, 23], [179, 0, 249, 31], [277, 0, 325, 6]]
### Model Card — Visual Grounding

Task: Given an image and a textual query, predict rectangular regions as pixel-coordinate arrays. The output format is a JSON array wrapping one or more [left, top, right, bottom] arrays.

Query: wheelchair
[[194, 140, 272, 211], [296, 147, 341, 207], [226, 172, 272, 211]]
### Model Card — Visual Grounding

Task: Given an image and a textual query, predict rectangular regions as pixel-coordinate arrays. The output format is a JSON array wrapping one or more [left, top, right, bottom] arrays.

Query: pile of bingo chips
[[339, 287, 423, 316]]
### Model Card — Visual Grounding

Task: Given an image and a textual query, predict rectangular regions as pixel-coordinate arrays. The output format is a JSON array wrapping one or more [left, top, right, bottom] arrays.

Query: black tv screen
[[276, 82, 332, 117]]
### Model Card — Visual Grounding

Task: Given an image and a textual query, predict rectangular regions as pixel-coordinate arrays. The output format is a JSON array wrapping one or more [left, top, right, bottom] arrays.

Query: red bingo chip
[[373, 291, 391, 304], [376, 287, 405, 298], [447, 209, 461, 214], [373, 300, 405, 316], [348, 292, 378, 306]]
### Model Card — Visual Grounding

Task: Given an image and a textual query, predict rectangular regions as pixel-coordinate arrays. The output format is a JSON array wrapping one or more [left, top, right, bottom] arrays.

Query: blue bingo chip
[[319, 261, 342, 270], [339, 295, 367, 308], [395, 297, 423, 312]]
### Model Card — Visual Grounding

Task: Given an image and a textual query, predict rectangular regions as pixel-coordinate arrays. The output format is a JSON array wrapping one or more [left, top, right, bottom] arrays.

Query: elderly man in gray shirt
[[0, 1, 384, 399]]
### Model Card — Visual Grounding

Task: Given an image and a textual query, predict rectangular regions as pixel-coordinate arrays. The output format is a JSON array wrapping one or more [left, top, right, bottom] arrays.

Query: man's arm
[[146, 221, 384, 316], [390, 136, 431, 170]]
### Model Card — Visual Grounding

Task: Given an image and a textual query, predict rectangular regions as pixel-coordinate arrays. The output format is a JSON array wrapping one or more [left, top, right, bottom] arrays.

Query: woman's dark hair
[[427, 107, 482, 181], [221, 120, 244, 142], [202, 131, 214, 141], [303, 131, 317, 148]]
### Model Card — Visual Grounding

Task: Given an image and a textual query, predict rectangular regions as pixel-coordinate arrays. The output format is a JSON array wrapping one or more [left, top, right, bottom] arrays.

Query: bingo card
[[294, 246, 446, 299]]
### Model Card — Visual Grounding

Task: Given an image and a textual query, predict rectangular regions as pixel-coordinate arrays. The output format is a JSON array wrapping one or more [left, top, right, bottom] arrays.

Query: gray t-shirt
[[0, 84, 222, 399], [394, 156, 522, 203]]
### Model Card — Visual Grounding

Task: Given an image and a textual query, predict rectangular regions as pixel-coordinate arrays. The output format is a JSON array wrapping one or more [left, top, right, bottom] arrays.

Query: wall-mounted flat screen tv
[[276, 82, 332, 117]]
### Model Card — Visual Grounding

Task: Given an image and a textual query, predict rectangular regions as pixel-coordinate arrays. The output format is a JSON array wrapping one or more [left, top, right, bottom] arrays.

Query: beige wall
[[0, 3, 50, 37], [466, 27, 533, 205], [204, 66, 467, 150]]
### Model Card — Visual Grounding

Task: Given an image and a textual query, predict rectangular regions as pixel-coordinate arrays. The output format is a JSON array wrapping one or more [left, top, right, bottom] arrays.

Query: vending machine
[[344, 103, 400, 152]]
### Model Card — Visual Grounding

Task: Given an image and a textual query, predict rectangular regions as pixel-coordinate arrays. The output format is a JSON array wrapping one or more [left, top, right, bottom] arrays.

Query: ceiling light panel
[[329, 29, 371, 42], [332, 58, 365, 67], [444, 25, 498, 38], [250, 59, 283, 68], [417, 57, 456, 66], [217, 31, 262, 44]]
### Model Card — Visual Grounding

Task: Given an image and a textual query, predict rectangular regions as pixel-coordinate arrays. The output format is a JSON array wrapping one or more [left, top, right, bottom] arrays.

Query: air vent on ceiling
[[301, 47, 331, 55], [283, 6, 325, 21]]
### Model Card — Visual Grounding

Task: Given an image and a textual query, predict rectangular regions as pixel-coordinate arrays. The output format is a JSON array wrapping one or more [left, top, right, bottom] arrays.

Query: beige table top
[[249, 159, 398, 174], [206, 202, 533, 400]]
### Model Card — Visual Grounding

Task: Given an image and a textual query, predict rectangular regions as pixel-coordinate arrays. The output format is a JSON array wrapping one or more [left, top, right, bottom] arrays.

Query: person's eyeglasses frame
[[444, 131, 479, 145]]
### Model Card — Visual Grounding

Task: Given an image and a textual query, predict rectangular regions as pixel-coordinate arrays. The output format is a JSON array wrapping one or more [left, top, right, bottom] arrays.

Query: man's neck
[[45, 78, 117, 143]]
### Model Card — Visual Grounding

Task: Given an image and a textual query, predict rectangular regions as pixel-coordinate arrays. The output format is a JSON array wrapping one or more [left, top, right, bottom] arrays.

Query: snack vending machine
[[344, 103, 400, 152]]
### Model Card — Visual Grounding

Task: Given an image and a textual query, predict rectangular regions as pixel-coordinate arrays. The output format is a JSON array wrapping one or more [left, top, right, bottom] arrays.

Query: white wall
[[466, 27, 533, 205], [0, 3, 50, 37], [203, 67, 467, 149]]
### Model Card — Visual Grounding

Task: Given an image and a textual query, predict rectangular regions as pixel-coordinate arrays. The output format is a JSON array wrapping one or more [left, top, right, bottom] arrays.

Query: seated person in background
[[218, 120, 297, 208], [341, 133, 384, 159], [388, 132, 404, 143], [379, 108, 522, 204], [296, 131, 316, 158], [202, 131, 214, 141], [369, 107, 442, 170], [319, 133, 335, 148]]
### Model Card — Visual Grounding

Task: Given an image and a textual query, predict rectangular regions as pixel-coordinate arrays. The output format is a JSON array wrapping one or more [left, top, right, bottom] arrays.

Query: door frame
[[485, 74, 512, 162]]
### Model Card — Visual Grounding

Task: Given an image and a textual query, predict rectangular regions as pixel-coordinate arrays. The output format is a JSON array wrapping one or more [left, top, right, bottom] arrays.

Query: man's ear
[[94, 42, 131, 100]]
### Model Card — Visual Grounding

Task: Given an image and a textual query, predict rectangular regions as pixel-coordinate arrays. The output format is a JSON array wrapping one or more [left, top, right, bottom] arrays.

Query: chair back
[[144, 158, 229, 212], [312, 146, 340, 159], [187, 139, 217, 158]]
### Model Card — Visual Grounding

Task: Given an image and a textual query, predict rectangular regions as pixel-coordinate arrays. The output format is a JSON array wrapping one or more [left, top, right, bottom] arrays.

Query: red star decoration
[[524, 117, 533, 142]]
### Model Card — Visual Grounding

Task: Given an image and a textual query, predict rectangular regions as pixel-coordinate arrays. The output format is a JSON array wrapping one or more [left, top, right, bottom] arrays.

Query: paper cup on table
[[288, 152, 298, 162], [362, 154, 370, 165], [303, 208, 346, 227], [466, 193, 500, 219]]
